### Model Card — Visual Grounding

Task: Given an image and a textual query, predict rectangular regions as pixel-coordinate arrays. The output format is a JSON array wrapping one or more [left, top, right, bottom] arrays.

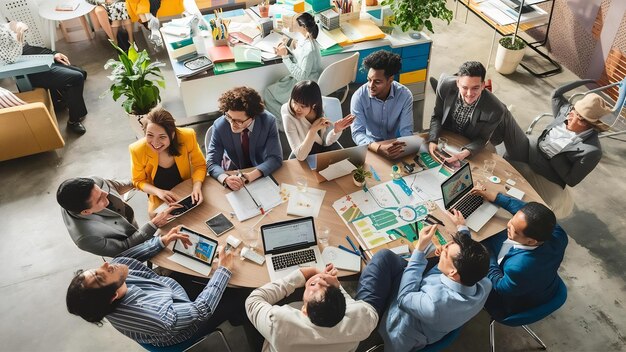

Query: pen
[[358, 245, 369, 263], [338, 245, 358, 255], [345, 235, 361, 255], [238, 171, 264, 214]]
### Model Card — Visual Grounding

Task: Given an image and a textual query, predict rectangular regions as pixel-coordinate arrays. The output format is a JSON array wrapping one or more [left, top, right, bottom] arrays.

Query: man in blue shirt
[[350, 50, 414, 159], [357, 221, 491, 351], [471, 187, 568, 320], [66, 226, 248, 347], [206, 86, 283, 191]]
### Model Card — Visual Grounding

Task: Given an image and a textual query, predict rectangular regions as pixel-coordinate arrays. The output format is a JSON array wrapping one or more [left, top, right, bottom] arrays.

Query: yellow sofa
[[0, 88, 65, 162]]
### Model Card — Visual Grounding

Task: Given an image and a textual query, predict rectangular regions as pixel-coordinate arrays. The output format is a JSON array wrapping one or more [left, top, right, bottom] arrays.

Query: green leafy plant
[[104, 40, 166, 115], [381, 0, 453, 33], [353, 164, 373, 183], [499, 35, 526, 50]]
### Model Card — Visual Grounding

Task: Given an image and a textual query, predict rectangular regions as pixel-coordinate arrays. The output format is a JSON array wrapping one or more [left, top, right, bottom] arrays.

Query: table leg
[[79, 15, 94, 40], [487, 29, 497, 68], [49, 20, 56, 51]]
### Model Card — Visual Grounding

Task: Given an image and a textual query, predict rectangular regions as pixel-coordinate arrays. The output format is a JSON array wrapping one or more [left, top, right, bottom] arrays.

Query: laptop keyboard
[[272, 249, 317, 271], [453, 194, 484, 219]]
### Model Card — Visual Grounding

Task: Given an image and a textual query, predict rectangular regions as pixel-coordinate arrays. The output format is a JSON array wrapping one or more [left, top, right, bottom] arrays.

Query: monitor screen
[[262, 217, 316, 253], [441, 163, 474, 209]]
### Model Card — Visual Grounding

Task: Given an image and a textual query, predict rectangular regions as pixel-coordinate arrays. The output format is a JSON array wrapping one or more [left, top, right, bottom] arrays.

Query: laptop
[[168, 226, 219, 276], [441, 162, 499, 232], [261, 216, 325, 281], [306, 144, 368, 171]]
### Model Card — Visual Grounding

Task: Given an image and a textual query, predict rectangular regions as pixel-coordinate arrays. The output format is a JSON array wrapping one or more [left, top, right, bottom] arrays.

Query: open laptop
[[441, 162, 499, 232], [261, 216, 325, 281], [306, 144, 368, 171], [168, 226, 219, 276]]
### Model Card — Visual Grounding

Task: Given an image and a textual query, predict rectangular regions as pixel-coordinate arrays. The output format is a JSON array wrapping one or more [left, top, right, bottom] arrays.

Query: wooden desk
[[151, 133, 542, 287]]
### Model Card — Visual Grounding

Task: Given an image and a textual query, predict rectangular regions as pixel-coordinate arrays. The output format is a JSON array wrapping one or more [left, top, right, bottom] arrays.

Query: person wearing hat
[[491, 80, 612, 217]]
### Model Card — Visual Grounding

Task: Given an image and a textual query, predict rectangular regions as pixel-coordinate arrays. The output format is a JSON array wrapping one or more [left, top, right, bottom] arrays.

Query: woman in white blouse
[[282, 81, 355, 161], [264, 12, 323, 131]]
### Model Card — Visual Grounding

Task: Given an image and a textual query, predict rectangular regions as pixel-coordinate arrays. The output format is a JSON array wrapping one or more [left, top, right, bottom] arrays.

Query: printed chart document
[[226, 176, 281, 221]]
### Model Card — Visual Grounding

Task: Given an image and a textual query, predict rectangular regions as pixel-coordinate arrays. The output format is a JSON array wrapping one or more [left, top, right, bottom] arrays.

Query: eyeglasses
[[224, 112, 252, 126], [568, 108, 589, 125]]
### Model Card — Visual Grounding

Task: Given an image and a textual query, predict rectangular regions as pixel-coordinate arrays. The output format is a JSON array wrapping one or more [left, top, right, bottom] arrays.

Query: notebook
[[207, 46, 234, 63], [322, 246, 361, 272]]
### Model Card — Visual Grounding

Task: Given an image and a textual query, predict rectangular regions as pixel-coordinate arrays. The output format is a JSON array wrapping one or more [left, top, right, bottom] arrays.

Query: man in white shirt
[[245, 264, 378, 352]]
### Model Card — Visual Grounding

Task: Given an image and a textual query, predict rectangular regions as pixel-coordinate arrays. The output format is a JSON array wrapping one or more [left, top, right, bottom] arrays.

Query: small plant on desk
[[353, 164, 372, 187]]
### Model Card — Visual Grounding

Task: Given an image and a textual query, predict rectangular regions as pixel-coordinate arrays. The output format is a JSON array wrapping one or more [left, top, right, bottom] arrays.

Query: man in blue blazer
[[206, 87, 283, 190], [472, 187, 568, 320]]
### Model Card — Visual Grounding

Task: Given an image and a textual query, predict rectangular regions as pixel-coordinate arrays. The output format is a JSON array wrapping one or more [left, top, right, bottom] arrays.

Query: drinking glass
[[296, 176, 308, 193], [242, 227, 259, 250], [437, 137, 448, 152], [483, 160, 496, 177], [317, 225, 330, 247]]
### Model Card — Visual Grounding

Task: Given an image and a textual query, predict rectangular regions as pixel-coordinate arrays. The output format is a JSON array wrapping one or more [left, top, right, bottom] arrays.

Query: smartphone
[[205, 213, 234, 237]]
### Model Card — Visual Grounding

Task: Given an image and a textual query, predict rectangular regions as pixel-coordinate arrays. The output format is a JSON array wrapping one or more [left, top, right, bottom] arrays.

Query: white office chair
[[317, 52, 359, 103], [204, 125, 214, 156], [0, 0, 49, 47], [287, 96, 345, 159]]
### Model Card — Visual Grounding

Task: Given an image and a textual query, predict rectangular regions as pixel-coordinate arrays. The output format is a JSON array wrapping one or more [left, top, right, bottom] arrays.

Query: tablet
[[170, 194, 199, 217], [173, 227, 219, 268], [205, 213, 234, 237]]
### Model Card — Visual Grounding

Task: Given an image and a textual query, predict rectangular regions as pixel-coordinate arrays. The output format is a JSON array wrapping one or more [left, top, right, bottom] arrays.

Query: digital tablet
[[170, 194, 199, 217], [205, 213, 234, 237], [173, 227, 219, 267]]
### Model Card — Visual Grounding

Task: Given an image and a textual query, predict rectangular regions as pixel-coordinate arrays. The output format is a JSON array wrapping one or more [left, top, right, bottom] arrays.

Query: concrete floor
[[1, 4, 625, 351]]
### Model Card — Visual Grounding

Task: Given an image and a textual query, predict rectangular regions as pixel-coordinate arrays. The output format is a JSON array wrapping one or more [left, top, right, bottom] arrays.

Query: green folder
[[213, 61, 264, 75], [321, 44, 344, 56]]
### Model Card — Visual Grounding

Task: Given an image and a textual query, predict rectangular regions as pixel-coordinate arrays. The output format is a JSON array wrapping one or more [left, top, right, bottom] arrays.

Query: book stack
[[168, 37, 197, 62]]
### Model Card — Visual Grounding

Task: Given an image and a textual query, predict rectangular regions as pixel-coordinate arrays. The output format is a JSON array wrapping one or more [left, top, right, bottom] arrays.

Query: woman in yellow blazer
[[129, 108, 206, 213]]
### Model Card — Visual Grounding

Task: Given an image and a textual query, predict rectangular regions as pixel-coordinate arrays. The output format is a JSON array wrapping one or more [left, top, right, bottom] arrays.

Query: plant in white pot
[[104, 41, 165, 135], [381, 0, 453, 39], [495, 35, 527, 74], [353, 164, 372, 187]]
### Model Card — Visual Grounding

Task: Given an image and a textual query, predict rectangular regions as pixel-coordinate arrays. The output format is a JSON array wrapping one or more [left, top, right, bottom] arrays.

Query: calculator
[[184, 55, 213, 71]]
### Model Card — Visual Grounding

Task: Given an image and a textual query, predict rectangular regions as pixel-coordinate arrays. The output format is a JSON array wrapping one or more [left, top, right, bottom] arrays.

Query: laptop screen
[[261, 217, 317, 254], [441, 162, 474, 209]]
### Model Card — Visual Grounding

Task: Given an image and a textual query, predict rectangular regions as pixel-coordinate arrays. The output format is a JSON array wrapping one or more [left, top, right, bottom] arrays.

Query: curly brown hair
[[143, 107, 181, 156], [218, 87, 265, 119]]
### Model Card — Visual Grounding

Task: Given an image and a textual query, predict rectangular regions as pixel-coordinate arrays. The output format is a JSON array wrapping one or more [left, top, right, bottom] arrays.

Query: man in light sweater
[[245, 264, 378, 352]]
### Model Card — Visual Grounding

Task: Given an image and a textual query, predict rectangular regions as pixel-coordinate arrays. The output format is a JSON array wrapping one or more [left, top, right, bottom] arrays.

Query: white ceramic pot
[[495, 43, 525, 74], [353, 177, 365, 187]]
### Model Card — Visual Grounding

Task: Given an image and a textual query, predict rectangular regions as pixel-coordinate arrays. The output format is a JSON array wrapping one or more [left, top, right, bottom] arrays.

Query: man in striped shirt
[[66, 226, 238, 347]]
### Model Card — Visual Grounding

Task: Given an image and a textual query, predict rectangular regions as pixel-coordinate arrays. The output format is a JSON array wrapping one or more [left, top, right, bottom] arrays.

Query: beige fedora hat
[[573, 93, 612, 132]]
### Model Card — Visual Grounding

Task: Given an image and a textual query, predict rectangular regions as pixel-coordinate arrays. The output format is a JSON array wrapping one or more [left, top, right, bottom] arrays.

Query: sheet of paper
[[225, 176, 282, 221], [318, 158, 357, 181], [404, 167, 446, 203], [282, 184, 326, 217], [315, 29, 338, 49], [254, 32, 284, 54]]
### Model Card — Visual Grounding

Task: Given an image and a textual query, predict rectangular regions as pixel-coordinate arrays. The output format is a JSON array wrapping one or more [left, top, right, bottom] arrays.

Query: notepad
[[233, 45, 262, 64], [322, 246, 361, 272], [207, 46, 234, 63]]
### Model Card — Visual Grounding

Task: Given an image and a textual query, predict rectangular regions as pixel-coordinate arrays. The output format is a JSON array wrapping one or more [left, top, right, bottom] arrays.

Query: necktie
[[241, 128, 252, 168]]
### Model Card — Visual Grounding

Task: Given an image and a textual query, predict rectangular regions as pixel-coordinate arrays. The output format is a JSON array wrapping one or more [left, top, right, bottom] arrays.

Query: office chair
[[139, 327, 231, 352], [287, 96, 345, 159], [317, 52, 359, 103], [489, 277, 567, 352], [364, 326, 462, 352], [204, 125, 214, 157]]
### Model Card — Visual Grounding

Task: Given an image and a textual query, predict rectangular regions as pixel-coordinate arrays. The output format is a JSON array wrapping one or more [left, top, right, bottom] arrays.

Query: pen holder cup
[[212, 38, 229, 47], [339, 10, 360, 23]]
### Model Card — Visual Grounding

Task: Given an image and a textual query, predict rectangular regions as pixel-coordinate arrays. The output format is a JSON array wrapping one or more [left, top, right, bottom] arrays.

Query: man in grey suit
[[57, 177, 178, 256], [491, 81, 612, 217], [428, 61, 509, 162]]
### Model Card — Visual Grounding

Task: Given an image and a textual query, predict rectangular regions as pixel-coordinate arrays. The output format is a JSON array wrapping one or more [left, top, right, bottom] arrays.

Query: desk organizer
[[212, 38, 228, 46]]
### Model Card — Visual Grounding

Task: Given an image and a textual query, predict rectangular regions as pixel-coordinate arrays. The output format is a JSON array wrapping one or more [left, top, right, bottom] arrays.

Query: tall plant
[[381, 0, 453, 33], [104, 41, 166, 115]]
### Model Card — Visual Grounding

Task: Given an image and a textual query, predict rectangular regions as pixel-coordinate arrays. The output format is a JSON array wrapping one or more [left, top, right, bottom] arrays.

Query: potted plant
[[495, 35, 527, 74], [381, 0, 453, 39], [352, 164, 372, 187], [104, 41, 165, 134]]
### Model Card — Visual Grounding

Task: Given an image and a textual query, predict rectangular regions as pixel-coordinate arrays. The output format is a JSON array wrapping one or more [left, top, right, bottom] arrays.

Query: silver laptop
[[261, 216, 325, 281], [441, 162, 498, 232], [306, 144, 368, 171]]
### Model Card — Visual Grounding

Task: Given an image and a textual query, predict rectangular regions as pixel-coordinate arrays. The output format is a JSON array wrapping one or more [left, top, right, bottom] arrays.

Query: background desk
[[151, 133, 542, 287], [161, 19, 432, 129], [38, 1, 95, 51]]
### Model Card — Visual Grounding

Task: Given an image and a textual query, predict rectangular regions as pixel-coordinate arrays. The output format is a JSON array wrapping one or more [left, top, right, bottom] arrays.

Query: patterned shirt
[[0, 24, 23, 66], [447, 94, 480, 133], [105, 236, 232, 347]]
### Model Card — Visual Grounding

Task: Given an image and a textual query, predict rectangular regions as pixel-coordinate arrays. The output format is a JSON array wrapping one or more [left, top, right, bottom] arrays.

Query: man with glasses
[[206, 87, 283, 190], [428, 61, 509, 162], [491, 80, 612, 217]]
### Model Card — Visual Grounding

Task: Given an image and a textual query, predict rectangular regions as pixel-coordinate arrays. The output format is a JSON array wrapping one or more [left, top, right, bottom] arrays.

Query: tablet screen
[[170, 195, 198, 216], [174, 227, 218, 265]]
